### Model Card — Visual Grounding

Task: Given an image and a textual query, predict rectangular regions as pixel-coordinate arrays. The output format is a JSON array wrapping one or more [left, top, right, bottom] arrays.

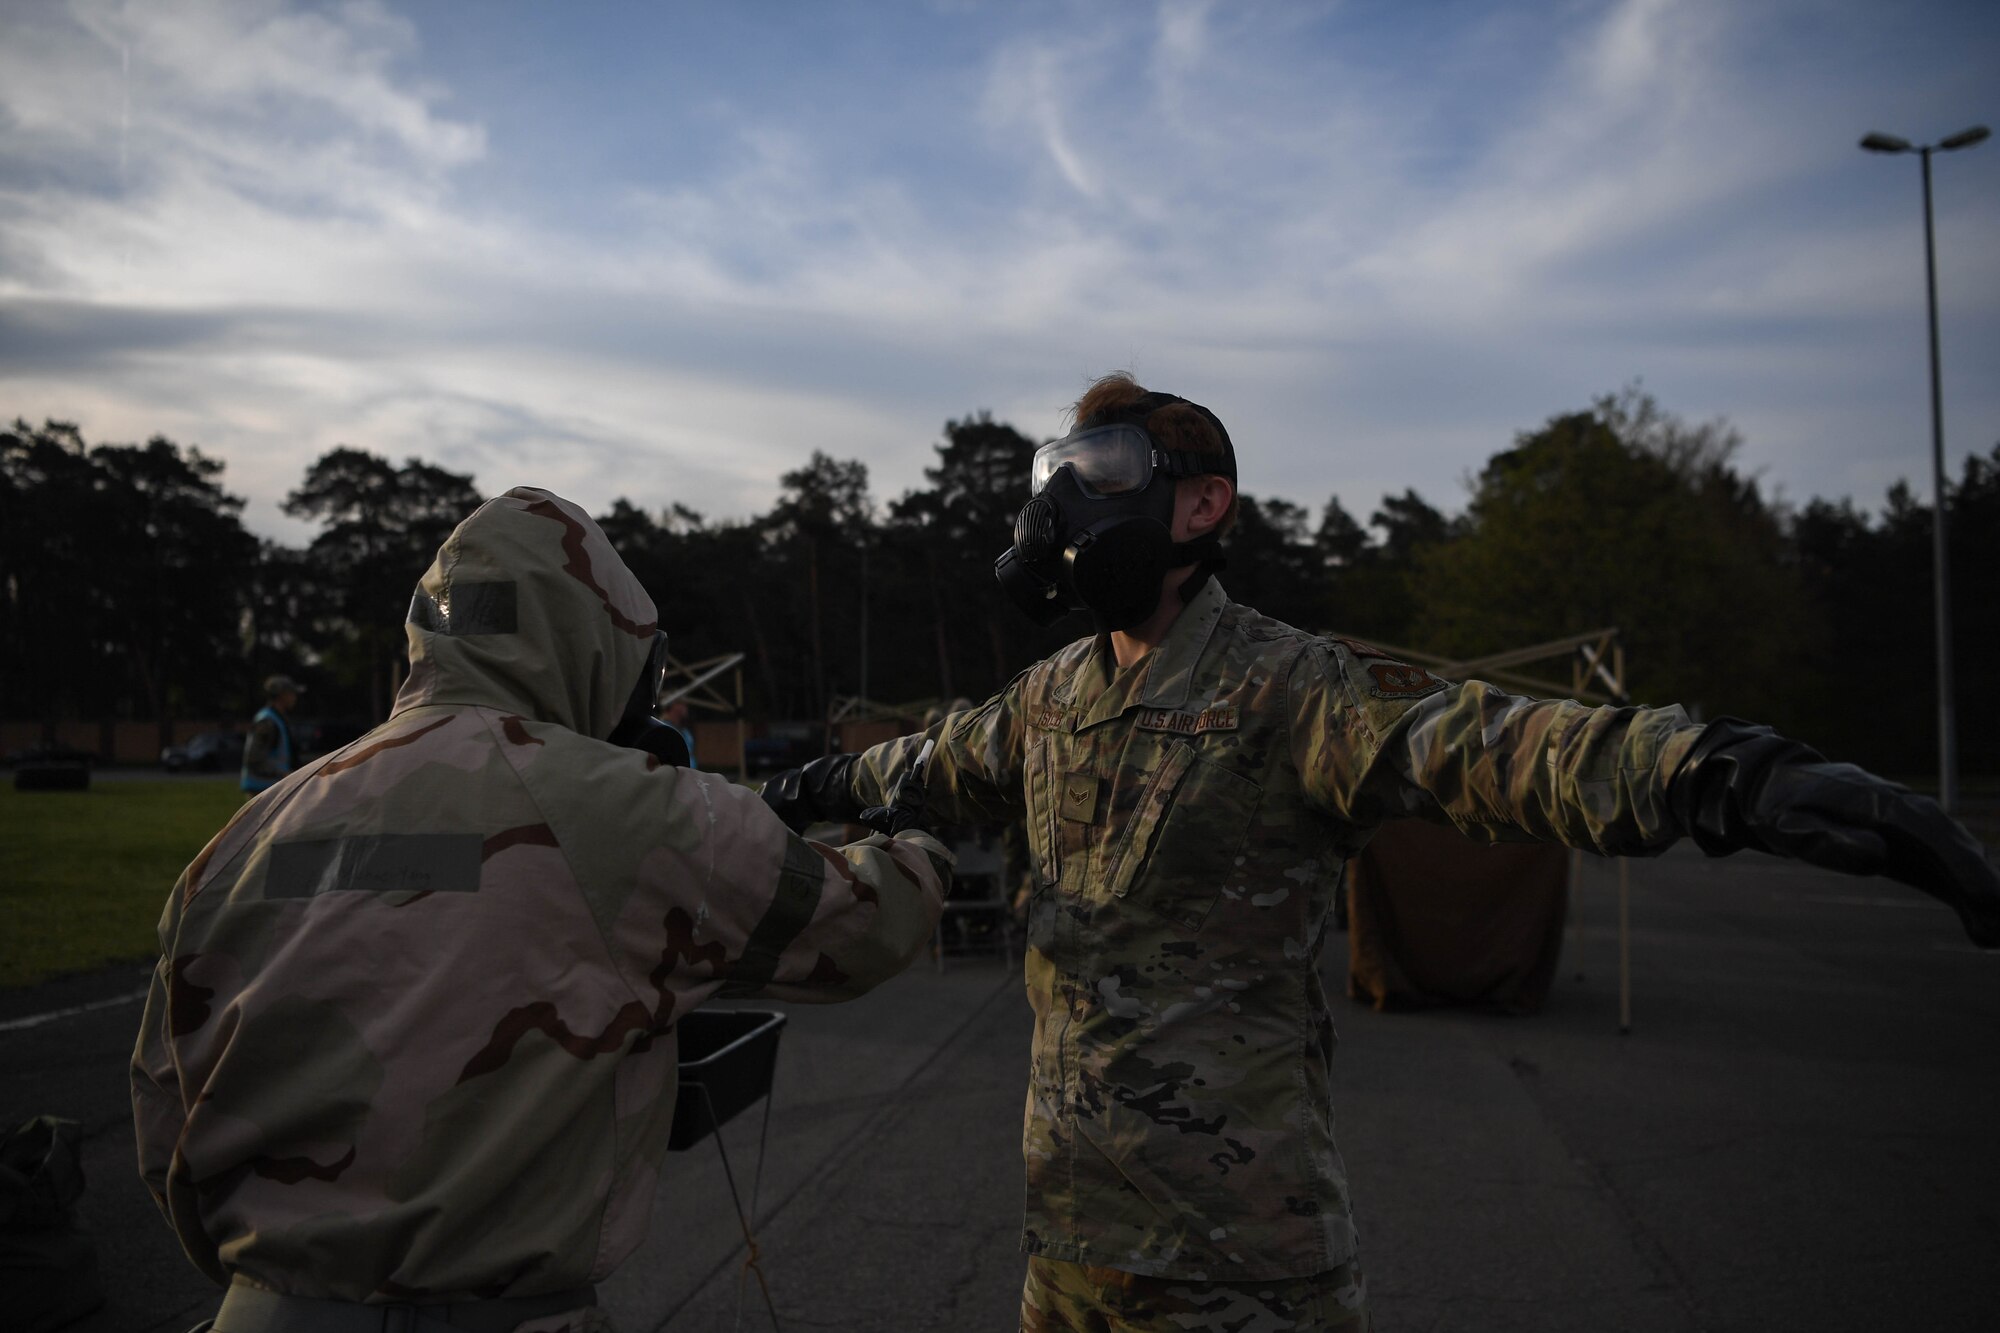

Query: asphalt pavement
[[4, 842, 1996, 1332]]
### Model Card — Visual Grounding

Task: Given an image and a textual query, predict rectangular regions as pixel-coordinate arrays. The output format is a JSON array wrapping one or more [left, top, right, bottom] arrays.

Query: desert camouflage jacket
[[851, 577, 1698, 1280], [132, 488, 947, 1308]]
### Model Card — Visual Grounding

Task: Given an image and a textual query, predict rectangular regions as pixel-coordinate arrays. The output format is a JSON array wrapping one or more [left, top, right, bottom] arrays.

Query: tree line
[[4, 391, 1995, 779]]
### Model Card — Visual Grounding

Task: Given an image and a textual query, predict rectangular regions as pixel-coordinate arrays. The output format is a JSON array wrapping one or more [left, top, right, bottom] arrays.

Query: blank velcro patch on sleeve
[[266, 834, 483, 898], [407, 581, 519, 636]]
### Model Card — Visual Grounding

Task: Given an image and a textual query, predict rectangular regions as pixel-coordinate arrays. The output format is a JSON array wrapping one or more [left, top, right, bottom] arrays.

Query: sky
[[2, 0, 1996, 547]]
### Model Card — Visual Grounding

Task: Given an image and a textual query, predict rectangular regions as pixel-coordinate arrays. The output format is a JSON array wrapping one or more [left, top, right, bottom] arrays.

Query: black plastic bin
[[667, 1010, 786, 1152], [14, 759, 90, 792]]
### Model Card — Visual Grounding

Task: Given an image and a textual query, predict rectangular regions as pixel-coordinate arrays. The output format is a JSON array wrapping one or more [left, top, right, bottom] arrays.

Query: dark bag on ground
[[0, 1116, 105, 1332]]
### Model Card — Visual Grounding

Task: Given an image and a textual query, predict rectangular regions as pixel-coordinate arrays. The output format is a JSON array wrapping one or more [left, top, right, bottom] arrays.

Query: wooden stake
[[1618, 858, 1633, 1035], [1568, 847, 1585, 981]]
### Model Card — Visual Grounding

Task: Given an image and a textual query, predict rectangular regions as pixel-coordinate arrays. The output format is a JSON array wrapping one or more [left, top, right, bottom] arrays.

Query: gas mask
[[607, 630, 691, 767], [993, 393, 1235, 631]]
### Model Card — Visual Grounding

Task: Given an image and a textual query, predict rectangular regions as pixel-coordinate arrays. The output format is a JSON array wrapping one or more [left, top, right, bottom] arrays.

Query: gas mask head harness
[[994, 391, 1236, 631], [607, 630, 691, 767]]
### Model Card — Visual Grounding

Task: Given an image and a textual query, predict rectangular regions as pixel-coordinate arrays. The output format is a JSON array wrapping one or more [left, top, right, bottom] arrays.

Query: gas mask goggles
[[607, 630, 691, 767], [993, 394, 1234, 631]]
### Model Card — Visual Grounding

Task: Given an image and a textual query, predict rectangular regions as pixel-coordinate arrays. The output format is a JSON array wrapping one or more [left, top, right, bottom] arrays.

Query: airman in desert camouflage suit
[[132, 487, 948, 1331], [763, 373, 2000, 1332]]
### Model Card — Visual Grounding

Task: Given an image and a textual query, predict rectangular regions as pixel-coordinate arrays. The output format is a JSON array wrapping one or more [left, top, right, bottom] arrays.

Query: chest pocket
[[1108, 740, 1263, 932]]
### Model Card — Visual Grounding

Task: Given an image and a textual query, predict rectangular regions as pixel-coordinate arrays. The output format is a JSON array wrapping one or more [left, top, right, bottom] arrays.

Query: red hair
[[1070, 372, 1239, 534]]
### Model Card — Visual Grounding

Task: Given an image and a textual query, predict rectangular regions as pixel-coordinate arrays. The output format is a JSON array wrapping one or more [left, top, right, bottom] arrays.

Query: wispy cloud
[[2, 0, 1995, 545]]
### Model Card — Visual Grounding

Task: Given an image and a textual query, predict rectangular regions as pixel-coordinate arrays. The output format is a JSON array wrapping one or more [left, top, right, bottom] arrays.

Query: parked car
[[161, 730, 245, 772]]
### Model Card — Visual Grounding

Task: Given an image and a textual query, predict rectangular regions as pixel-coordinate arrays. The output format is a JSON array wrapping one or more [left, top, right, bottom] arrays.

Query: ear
[[1182, 475, 1234, 539]]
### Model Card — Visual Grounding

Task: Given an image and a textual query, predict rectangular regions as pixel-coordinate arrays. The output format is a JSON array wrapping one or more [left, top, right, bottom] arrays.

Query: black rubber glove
[[759, 753, 863, 834], [857, 743, 933, 837], [1668, 718, 2000, 948]]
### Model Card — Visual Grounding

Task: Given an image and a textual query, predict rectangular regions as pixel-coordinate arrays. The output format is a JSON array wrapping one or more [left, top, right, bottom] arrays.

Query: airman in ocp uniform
[[762, 373, 2000, 1332], [134, 488, 949, 1331]]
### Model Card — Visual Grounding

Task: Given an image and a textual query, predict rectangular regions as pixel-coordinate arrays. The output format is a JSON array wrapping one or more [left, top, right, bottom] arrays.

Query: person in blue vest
[[240, 675, 302, 793], [663, 696, 697, 770]]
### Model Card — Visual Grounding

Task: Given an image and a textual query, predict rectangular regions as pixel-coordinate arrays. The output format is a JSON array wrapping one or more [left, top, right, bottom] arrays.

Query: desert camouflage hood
[[392, 486, 657, 739]]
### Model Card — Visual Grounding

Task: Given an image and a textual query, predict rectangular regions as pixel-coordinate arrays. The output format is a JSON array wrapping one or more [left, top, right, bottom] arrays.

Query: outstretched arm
[[1668, 719, 1999, 946], [1291, 640, 2000, 945], [617, 769, 950, 1011], [1290, 641, 1697, 855], [762, 674, 1032, 833]]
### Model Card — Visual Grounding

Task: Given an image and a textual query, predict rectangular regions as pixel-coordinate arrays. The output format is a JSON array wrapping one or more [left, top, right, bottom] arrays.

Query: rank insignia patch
[[1059, 771, 1100, 823]]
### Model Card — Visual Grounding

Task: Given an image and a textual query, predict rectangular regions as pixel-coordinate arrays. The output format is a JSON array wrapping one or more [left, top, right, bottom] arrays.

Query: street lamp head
[[1860, 132, 1913, 153], [1938, 125, 1990, 152]]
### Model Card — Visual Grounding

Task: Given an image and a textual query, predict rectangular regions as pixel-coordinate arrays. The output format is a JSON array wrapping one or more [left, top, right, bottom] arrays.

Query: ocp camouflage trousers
[[1019, 1255, 1372, 1333]]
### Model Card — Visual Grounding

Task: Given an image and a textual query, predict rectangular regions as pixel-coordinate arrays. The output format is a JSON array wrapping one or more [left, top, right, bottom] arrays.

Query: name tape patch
[[1031, 703, 1074, 732]]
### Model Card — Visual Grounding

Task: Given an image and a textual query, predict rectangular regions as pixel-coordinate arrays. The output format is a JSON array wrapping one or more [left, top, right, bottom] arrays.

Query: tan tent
[[1336, 630, 1637, 1027]]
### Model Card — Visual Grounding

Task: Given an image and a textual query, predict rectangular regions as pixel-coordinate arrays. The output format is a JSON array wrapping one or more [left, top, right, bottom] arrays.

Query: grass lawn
[[0, 779, 245, 989]]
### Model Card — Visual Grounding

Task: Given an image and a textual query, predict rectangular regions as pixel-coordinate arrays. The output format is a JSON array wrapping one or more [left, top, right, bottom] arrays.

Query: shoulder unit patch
[[1365, 661, 1446, 699]]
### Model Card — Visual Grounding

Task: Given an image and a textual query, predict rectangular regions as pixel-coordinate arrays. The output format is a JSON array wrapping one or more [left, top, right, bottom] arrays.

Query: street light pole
[[1861, 124, 1989, 815], [1917, 143, 1956, 817]]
